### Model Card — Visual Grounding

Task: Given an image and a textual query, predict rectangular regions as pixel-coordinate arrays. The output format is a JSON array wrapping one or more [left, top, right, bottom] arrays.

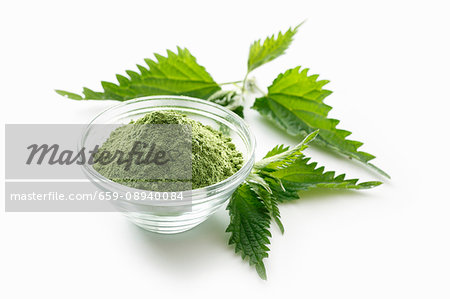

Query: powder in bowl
[[93, 110, 243, 191]]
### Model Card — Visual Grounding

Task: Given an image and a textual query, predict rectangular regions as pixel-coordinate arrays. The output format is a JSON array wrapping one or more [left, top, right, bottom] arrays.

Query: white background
[[1, 0, 449, 298]]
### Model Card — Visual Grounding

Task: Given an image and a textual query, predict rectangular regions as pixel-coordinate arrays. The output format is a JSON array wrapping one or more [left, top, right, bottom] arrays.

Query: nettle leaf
[[254, 130, 318, 170], [265, 156, 382, 200], [248, 181, 284, 234], [252, 66, 389, 178], [258, 140, 382, 201], [263, 144, 290, 159], [226, 183, 271, 280], [55, 47, 220, 101], [247, 22, 304, 73]]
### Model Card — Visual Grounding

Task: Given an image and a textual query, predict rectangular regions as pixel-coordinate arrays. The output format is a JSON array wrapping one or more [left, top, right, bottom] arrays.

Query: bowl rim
[[79, 95, 256, 201]]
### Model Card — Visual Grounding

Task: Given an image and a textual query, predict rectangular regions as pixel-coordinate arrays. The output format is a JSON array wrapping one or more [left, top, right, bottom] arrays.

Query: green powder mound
[[93, 111, 244, 190]]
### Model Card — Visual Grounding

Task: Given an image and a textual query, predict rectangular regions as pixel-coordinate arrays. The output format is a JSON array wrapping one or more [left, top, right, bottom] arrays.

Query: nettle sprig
[[56, 22, 388, 279], [227, 131, 381, 279]]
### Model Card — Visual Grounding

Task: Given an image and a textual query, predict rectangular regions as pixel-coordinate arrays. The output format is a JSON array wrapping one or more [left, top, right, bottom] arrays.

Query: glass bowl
[[79, 96, 255, 234]]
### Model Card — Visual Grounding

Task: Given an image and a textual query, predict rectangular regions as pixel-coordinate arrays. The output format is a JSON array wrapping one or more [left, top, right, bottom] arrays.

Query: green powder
[[93, 111, 243, 190]]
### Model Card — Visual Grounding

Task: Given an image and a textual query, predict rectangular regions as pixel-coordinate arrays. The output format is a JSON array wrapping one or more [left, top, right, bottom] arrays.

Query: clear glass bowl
[[79, 96, 255, 234]]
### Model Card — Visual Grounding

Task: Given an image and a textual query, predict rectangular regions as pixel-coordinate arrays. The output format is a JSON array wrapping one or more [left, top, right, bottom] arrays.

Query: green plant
[[56, 23, 388, 279]]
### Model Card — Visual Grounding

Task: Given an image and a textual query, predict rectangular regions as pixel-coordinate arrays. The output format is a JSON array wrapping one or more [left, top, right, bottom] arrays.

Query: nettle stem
[[242, 72, 250, 93], [218, 80, 243, 86]]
